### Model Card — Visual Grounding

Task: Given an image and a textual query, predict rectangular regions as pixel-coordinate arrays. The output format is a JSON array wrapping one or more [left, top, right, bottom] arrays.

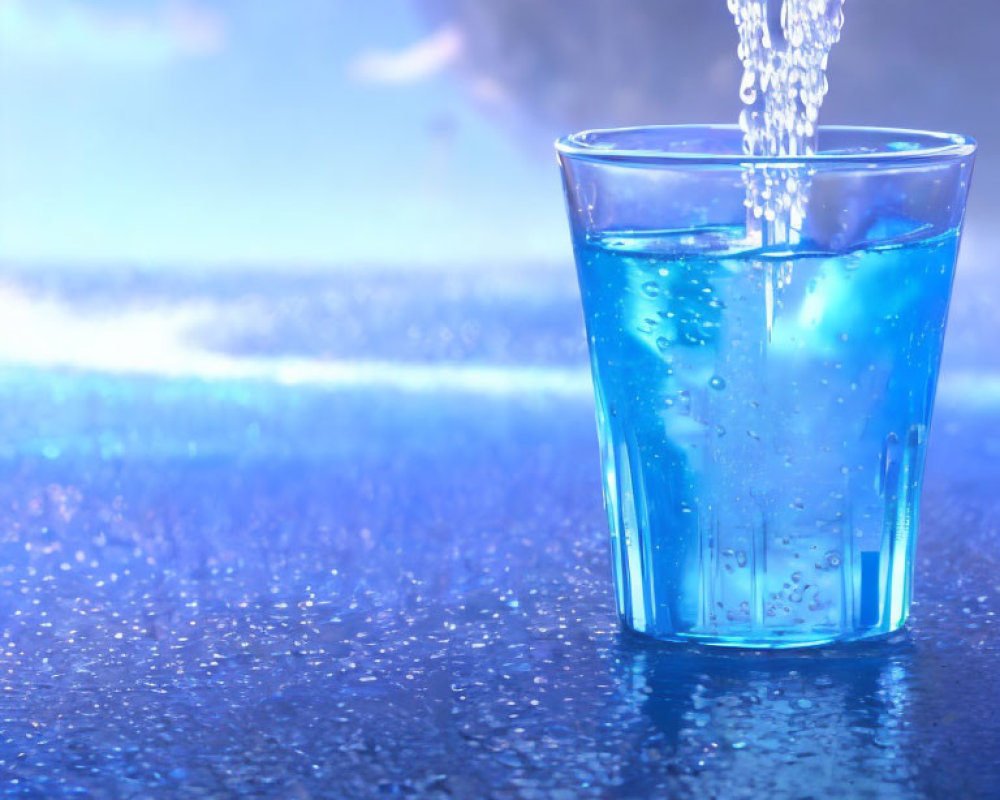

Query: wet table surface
[[0, 267, 997, 798]]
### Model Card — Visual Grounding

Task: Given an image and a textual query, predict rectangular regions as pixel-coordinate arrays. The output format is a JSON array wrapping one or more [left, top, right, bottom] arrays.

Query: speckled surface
[[0, 269, 998, 798]]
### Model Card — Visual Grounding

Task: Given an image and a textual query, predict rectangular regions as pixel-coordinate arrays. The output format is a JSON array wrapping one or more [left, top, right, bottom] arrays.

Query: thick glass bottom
[[621, 618, 906, 650]]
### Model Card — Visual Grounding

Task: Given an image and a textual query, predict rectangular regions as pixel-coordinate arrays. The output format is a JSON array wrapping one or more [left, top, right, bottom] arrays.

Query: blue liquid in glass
[[574, 223, 959, 647]]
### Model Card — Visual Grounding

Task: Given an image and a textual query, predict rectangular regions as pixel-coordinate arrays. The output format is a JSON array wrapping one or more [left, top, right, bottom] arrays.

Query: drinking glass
[[557, 125, 975, 647]]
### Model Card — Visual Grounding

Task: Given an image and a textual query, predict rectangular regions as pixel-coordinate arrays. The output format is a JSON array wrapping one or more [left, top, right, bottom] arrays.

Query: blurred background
[[3, 6, 1000, 794], [0, 0, 996, 387]]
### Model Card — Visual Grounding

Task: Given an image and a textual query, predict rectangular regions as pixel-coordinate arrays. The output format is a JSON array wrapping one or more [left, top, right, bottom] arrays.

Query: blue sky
[[0, 0, 567, 268]]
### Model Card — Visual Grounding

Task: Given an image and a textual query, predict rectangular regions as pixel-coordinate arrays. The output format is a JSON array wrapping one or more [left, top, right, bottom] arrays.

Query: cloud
[[349, 25, 463, 85], [0, 0, 226, 67]]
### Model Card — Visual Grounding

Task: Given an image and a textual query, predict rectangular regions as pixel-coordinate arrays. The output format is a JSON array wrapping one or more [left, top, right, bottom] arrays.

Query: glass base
[[621, 619, 906, 650]]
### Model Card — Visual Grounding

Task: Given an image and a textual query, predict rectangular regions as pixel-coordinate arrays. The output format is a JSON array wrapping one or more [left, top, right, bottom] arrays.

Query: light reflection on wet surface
[[0, 369, 996, 798]]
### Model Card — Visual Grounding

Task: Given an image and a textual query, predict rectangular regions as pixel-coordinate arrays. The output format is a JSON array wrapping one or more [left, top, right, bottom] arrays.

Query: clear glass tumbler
[[557, 125, 975, 647]]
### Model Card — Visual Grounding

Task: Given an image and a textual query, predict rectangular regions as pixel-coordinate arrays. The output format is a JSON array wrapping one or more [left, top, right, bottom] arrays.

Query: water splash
[[729, 0, 846, 240]]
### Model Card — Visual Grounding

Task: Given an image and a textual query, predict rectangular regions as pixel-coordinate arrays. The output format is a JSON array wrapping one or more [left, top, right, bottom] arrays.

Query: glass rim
[[555, 124, 977, 166]]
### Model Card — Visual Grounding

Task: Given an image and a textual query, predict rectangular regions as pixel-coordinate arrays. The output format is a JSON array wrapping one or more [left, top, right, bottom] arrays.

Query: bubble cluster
[[729, 0, 846, 234]]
